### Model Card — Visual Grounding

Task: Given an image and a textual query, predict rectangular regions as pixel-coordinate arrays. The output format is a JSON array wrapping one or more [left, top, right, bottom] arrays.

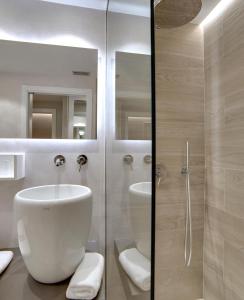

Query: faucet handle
[[77, 155, 88, 172]]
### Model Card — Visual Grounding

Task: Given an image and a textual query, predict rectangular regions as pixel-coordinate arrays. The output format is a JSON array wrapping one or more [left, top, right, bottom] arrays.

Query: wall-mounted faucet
[[77, 155, 88, 172], [123, 154, 134, 169], [155, 164, 162, 186], [144, 155, 152, 164], [54, 155, 66, 167]]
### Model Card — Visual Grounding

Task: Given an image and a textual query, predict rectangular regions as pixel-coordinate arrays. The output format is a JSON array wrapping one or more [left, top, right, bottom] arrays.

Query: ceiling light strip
[[201, 0, 234, 27]]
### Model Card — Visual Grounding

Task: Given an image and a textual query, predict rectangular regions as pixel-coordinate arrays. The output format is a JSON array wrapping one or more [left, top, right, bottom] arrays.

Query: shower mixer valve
[[155, 164, 163, 186]]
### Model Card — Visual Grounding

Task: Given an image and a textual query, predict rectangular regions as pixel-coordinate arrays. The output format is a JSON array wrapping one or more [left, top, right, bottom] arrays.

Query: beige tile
[[225, 169, 244, 219], [203, 264, 225, 300], [157, 91, 204, 124], [156, 121, 204, 155], [225, 90, 244, 129], [204, 224, 224, 275], [206, 205, 244, 248], [155, 265, 203, 300], [156, 22, 204, 300], [156, 228, 203, 268], [156, 24, 203, 58], [206, 167, 225, 209], [224, 241, 244, 298], [156, 203, 204, 231]]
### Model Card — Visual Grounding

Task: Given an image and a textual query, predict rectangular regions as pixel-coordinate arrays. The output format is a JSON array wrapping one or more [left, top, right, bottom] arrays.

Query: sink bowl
[[129, 182, 151, 259], [14, 184, 92, 284]]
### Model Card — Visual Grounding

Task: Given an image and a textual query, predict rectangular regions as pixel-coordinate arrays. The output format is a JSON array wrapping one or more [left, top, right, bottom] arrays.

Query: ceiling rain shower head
[[154, 0, 202, 29]]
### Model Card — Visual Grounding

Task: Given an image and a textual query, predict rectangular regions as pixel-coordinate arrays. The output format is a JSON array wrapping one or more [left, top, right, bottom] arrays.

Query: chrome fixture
[[123, 154, 134, 165], [155, 164, 162, 186], [77, 155, 88, 172], [182, 141, 192, 267], [54, 155, 65, 167], [144, 155, 152, 164]]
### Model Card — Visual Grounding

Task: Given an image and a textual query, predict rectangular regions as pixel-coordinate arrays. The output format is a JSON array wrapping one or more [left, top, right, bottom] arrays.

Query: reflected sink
[[14, 184, 92, 283], [130, 182, 151, 197], [129, 182, 151, 259]]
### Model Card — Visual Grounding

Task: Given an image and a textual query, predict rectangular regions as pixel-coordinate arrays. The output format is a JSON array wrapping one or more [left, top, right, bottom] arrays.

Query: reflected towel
[[66, 253, 104, 300], [0, 251, 13, 274], [119, 248, 150, 291]]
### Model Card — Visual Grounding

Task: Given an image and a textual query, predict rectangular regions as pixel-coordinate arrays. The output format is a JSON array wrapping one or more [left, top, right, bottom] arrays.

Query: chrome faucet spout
[[54, 155, 66, 167]]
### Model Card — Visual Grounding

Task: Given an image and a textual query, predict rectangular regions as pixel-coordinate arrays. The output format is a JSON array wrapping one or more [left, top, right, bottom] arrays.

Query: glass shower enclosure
[[105, 1, 154, 299]]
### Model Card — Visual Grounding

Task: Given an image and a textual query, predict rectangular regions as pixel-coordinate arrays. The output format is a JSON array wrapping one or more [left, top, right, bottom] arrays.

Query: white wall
[[0, 0, 106, 257]]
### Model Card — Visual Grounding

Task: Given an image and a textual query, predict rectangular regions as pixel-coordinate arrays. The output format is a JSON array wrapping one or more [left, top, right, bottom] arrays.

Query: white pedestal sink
[[14, 184, 92, 284], [129, 182, 151, 259]]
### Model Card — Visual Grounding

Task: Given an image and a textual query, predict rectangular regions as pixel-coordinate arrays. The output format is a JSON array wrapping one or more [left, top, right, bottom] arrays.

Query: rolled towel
[[0, 251, 13, 274], [66, 252, 104, 300], [119, 248, 150, 291]]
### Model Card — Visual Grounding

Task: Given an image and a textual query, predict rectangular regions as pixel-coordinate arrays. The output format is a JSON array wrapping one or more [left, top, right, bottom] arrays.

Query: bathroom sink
[[15, 184, 91, 205], [129, 182, 151, 197], [129, 182, 151, 259], [14, 184, 92, 283]]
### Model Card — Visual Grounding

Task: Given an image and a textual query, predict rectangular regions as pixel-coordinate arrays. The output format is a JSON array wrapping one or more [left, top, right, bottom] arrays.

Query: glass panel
[[106, 1, 152, 299], [115, 52, 151, 140]]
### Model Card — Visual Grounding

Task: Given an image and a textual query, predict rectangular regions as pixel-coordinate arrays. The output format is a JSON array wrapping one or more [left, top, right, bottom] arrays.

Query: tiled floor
[[0, 248, 105, 300], [0, 249, 72, 300]]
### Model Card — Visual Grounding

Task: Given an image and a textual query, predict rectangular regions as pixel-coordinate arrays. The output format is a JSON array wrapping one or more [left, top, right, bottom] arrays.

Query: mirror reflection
[[115, 52, 151, 140], [0, 40, 98, 139], [29, 91, 92, 139]]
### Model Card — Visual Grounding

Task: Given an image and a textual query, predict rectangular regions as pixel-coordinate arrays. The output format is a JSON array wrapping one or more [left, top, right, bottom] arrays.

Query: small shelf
[[0, 154, 25, 180]]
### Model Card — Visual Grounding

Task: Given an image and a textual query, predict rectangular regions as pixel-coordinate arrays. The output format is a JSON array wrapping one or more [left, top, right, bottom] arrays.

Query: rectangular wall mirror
[[115, 52, 151, 140], [0, 40, 98, 139]]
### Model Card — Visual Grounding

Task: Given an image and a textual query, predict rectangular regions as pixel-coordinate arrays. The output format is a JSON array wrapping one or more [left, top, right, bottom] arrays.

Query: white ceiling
[[39, 0, 222, 21]]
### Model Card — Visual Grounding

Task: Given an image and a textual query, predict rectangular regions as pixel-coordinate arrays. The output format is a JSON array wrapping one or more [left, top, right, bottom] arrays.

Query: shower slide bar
[[181, 141, 192, 267]]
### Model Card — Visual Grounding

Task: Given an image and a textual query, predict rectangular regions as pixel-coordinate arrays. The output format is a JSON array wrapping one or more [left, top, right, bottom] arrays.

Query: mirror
[[115, 52, 151, 140], [0, 40, 98, 139]]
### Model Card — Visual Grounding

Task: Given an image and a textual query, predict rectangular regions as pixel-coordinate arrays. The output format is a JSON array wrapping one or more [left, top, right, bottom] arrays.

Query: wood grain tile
[[155, 23, 204, 300], [225, 169, 244, 219]]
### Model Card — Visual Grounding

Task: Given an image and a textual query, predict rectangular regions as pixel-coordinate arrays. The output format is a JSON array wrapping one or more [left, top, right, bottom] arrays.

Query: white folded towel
[[119, 248, 151, 291], [66, 252, 104, 300], [0, 251, 13, 274]]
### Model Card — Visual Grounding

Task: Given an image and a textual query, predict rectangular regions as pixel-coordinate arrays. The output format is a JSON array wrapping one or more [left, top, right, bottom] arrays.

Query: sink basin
[[130, 182, 151, 197], [14, 184, 92, 284], [129, 182, 151, 259]]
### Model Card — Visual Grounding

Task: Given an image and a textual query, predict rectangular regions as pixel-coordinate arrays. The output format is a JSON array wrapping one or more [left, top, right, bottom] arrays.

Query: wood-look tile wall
[[204, 1, 244, 299], [155, 24, 205, 300]]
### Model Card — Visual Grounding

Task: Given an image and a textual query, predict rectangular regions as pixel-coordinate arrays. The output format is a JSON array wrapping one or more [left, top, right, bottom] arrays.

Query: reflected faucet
[[77, 155, 88, 172], [123, 154, 134, 170]]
